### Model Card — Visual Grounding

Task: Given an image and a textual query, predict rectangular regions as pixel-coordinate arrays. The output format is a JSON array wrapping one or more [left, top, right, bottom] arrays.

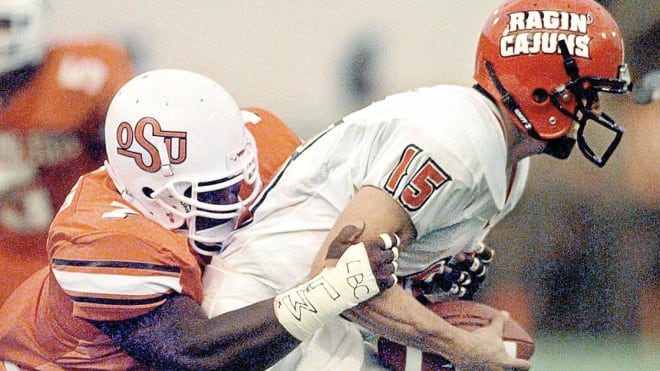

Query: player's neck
[[496, 105, 546, 168]]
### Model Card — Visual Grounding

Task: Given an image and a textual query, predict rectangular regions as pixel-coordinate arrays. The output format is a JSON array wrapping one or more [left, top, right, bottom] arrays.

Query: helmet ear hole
[[532, 89, 549, 104], [142, 187, 154, 199]]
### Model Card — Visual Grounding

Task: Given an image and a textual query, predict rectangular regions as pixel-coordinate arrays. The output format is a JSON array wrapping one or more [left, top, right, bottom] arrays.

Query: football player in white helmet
[[104, 69, 262, 255], [0, 69, 400, 369]]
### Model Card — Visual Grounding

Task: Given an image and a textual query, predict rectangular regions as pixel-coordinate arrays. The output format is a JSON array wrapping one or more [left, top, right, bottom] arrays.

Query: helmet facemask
[[548, 40, 630, 167], [148, 135, 261, 255], [181, 180, 243, 256]]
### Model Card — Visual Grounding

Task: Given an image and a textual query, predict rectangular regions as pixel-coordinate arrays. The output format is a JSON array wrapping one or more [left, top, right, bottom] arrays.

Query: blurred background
[[42, 0, 660, 369]]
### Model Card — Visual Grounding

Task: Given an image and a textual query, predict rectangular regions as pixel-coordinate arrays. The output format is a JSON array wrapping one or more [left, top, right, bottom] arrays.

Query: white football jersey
[[202, 85, 529, 369]]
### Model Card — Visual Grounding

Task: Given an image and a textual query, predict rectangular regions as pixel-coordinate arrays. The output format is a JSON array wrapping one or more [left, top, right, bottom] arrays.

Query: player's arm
[[93, 294, 295, 370], [343, 284, 531, 369], [311, 185, 531, 370], [91, 225, 398, 371]]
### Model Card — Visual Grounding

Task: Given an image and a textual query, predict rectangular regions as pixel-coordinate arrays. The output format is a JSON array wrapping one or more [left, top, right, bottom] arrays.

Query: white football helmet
[[104, 69, 262, 255], [0, 0, 48, 74]]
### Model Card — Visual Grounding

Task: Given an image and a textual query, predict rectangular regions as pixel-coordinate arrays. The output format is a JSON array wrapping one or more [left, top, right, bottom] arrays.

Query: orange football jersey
[[0, 38, 135, 306], [0, 168, 203, 368], [0, 106, 299, 368], [240, 107, 301, 200]]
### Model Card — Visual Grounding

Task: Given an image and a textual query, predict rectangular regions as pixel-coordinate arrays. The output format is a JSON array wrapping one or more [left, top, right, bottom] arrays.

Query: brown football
[[377, 300, 534, 370]]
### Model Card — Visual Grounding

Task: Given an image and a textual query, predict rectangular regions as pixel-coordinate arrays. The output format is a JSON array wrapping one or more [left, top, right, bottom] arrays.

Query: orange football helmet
[[474, 0, 631, 166]]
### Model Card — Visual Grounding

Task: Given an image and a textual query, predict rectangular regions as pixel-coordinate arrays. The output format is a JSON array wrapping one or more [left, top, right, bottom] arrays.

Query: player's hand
[[453, 311, 531, 371], [413, 243, 494, 300], [325, 222, 400, 291]]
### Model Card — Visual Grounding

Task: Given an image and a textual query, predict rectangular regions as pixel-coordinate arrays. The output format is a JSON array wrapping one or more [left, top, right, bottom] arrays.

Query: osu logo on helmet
[[115, 117, 188, 173]]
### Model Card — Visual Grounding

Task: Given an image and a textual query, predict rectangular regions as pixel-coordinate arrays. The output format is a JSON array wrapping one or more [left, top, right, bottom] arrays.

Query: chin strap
[[481, 62, 575, 160], [542, 136, 576, 160], [485, 61, 535, 135]]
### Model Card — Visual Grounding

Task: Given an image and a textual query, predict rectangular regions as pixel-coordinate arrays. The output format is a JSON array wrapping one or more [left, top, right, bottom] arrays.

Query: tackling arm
[[92, 295, 296, 370], [91, 224, 398, 370]]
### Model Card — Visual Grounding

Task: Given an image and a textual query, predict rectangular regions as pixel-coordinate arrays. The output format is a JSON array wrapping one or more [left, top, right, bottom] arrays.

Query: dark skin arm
[[90, 224, 396, 370], [92, 295, 296, 370]]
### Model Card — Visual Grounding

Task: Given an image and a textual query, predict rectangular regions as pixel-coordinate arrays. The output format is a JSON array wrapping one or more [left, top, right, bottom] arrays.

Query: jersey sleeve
[[359, 119, 478, 239], [242, 107, 301, 186], [50, 233, 202, 322]]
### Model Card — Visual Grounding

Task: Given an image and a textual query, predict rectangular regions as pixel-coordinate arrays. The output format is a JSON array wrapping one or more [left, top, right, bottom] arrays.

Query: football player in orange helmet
[[0, 0, 135, 306], [198, 1, 630, 370], [473, 0, 630, 167], [0, 68, 400, 370]]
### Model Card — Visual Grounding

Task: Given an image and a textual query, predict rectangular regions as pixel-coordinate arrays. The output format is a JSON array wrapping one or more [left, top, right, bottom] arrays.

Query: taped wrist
[[274, 242, 379, 340]]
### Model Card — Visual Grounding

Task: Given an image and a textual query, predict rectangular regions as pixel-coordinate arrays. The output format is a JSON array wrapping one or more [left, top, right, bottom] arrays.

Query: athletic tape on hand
[[380, 233, 401, 286], [274, 242, 380, 340], [379, 233, 401, 250], [380, 233, 394, 249]]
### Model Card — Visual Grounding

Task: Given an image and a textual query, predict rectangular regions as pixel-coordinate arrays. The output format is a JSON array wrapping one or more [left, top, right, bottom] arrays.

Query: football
[[377, 300, 534, 370]]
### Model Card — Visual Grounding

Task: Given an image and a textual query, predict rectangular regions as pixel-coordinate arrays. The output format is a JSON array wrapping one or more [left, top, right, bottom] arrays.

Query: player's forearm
[[176, 298, 301, 370], [93, 240, 390, 369], [343, 285, 469, 358], [92, 294, 298, 370]]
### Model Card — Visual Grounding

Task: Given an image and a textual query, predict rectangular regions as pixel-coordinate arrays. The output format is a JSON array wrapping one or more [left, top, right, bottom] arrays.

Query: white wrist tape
[[274, 242, 380, 340]]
